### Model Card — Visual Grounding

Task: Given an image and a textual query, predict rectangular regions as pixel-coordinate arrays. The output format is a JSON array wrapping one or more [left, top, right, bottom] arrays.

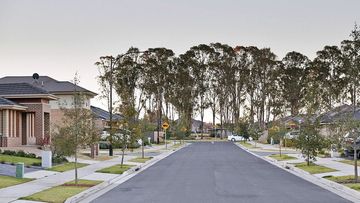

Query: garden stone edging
[[236, 143, 360, 203], [65, 144, 189, 203]]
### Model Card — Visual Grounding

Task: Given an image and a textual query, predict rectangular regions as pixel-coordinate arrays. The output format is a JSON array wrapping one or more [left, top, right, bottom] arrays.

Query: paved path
[[0, 164, 39, 177], [92, 142, 350, 203], [285, 153, 360, 178], [0, 144, 172, 202]]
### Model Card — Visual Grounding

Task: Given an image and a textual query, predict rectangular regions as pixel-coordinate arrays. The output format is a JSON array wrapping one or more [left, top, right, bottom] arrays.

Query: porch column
[[2, 110, 9, 137]]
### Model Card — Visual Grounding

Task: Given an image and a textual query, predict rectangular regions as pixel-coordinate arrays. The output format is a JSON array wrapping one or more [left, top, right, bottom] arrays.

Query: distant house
[[318, 104, 360, 137], [0, 83, 56, 147], [0, 74, 97, 127], [91, 105, 122, 131]]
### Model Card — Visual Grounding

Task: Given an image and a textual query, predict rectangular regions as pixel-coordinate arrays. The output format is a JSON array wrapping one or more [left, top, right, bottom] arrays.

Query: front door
[[22, 113, 27, 145]]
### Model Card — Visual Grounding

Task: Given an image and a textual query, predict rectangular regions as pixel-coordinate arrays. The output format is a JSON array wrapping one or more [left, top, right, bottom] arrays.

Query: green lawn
[[170, 143, 184, 149], [295, 162, 337, 174], [238, 142, 255, 148], [269, 154, 296, 161], [128, 157, 152, 163], [96, 164, 134, 174], [325, 175, 354, 183], [324, 175, 360, 191], [47, 162, 88, 172], [338, 159, 358, 166], [0, 154, 41, 166], [20, 179, 102, 203], [344, 183, 360, 191], [0, 175, 33, 189]]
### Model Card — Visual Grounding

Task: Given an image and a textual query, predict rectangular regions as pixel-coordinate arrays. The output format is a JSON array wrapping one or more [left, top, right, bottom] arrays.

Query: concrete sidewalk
[[246, 141, 358, 178], [285, 153, 359, 178], [0, 143, 173, 203]]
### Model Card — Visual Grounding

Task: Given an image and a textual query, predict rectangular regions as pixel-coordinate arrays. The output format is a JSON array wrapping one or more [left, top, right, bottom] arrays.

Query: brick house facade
[[0, 84, 56, 147], [0, 75, 97, 130]]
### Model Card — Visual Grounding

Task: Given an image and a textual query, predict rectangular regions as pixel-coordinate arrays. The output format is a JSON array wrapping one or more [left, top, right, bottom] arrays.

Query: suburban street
[[92, 142, 350, 203]]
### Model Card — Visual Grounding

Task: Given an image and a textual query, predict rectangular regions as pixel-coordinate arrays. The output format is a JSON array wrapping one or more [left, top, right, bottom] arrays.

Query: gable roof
[[0, 97, 19, 105], [0, 83, 56, 100], [91, 106, 122, 121], [319, 104, 360, 124], [0, 75, 97, 97]]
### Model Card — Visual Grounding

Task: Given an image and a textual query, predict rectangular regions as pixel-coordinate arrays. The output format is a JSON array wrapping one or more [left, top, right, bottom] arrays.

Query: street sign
[[162, 122, 169, 130]]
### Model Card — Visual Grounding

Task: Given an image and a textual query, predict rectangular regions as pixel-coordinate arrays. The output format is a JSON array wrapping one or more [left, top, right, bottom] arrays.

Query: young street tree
[[52, 75, 100, 185]]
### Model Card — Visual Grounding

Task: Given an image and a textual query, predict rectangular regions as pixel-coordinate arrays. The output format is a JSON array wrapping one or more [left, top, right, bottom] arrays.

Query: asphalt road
[[92, 142, 350, 203]]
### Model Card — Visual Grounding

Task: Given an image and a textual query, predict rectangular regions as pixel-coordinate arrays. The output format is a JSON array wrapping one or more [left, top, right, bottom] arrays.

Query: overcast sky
[[1, 0, 360, 122]]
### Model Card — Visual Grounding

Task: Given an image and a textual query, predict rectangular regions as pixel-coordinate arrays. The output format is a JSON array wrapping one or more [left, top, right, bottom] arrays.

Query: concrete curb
[[65, 143, 189, 203], [236, 143, 360, 203]]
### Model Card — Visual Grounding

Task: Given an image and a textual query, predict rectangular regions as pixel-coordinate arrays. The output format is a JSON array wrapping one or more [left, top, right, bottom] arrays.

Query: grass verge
[[47, 162, 88, 172], [0, 175, 33, 189], [238, 142, 255, 148], [324, 175, 360, 191], [338, 159, 357, 166], [0, 154, 40, 166], [78, 153, 114, 161], [96, 164, 134, 174], [129, 157, 152, 163], [20, 179, 102, 203], [295, 162, 337, 174], [269, 154, 296, 161]]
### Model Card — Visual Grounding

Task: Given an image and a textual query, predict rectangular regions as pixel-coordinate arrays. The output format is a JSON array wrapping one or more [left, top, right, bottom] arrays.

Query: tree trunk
[[142, 139, 145, 159], [279, 138, 282, 157], [355, 146, 358, 183], [75, 148, 78, 185], [307, 149, 310, 166], [121, 143, 126, 167]]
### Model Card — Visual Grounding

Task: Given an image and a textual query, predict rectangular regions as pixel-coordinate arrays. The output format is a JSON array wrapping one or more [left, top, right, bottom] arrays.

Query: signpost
[[162, 122, 169, 149]]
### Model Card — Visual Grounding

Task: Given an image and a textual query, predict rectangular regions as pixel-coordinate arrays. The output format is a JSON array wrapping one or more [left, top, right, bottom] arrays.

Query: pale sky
[[1, 0, 359, 122]]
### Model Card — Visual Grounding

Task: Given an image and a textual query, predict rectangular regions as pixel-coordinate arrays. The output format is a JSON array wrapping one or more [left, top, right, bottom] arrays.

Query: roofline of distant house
[[51, 91, 97, 97], [0, 94, 58, 100]]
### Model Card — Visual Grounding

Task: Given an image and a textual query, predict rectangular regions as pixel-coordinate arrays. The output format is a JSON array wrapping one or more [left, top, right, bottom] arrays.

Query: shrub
[[16, 150, 27, 157], [26, 153, 37, 159], [32, 162, 41, 166], [52, 155, 68, 164], [3, 150, 16, 156], [284, 138, 296, 148]]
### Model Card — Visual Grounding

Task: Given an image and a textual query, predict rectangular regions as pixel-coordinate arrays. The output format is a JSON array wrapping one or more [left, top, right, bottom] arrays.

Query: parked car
[[285, 131, 299, 139], [343, 133, 360, 158], [228, 134, 253, 142]]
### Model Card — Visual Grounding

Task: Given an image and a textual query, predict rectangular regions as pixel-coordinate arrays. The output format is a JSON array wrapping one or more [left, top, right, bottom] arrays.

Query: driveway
[[92, 142, 350, 203], [0, 163, 39, 177]]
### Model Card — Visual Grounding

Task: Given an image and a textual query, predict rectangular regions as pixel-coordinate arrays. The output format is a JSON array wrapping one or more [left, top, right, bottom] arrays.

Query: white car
[[228, 134, 245, 142], [285, 131, 299, 139]]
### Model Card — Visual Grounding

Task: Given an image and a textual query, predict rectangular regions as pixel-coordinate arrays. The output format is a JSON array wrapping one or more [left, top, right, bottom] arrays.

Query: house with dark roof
[[0, 74, 97, 128], [0, 83, 56, 147], [91, 105, 122, 131]]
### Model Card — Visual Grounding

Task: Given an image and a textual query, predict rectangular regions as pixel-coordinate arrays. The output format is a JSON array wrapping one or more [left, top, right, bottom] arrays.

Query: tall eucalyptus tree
[[280, 51, 310, 116], [140, 48, 175, 143]]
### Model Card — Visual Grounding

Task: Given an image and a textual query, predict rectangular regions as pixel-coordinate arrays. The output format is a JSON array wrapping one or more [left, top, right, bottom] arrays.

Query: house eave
[[0, 94, 58, 100], [0, 105, 27, 111]]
